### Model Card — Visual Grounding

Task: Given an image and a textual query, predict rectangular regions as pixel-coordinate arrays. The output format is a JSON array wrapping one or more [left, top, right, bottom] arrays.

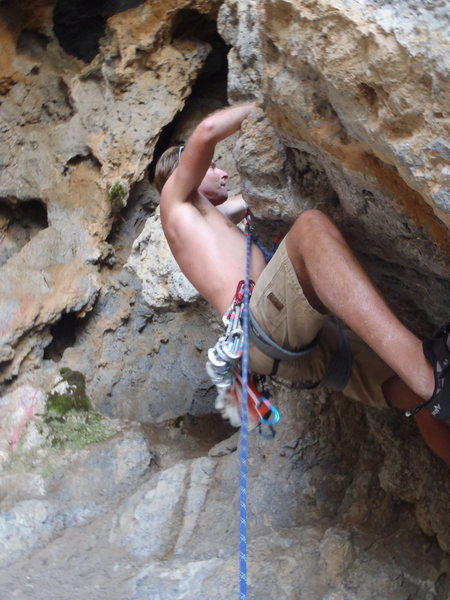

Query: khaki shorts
[[249, 238, 394, 407]]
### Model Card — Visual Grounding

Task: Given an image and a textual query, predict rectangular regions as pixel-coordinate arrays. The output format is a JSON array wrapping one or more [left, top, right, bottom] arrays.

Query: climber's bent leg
[[285, 210, 434, 400]]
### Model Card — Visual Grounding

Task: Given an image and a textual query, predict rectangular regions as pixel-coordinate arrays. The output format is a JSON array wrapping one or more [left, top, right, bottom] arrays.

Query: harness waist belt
[[248, 309, 320, 361], [248, 311, 352, 392]]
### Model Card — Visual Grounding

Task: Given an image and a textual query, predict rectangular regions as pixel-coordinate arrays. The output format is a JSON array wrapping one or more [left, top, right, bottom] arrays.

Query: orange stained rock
[[272, 109, 450, 258], [0, 1, 53, 95], [107, 0, 220, 42], [0, 19, 19, 93]]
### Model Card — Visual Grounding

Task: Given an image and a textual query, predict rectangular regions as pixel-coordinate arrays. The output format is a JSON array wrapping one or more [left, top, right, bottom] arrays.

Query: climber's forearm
[[217, 195, 248, 224], [197, 103, 255, 145]]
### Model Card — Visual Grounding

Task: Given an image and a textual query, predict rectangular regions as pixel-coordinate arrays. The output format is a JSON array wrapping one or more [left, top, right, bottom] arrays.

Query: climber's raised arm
[[159, 103, 255, 209]]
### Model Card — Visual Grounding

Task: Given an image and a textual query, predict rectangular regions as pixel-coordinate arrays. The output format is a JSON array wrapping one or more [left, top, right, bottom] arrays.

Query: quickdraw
[[206, 280, 280, 435], [233, 370, 280, 438], [208, 280, 255, 367]]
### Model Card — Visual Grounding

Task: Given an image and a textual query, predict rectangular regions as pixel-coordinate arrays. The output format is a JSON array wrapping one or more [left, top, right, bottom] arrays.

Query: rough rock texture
[[126, 208, 199, 308], [0, 0, 449, 598], [0, 0, 221, 387], [260, 0, 450, 221], [0, 420, 151, 569], [223, 0, 450, 330], [1, 400, 449, 598]]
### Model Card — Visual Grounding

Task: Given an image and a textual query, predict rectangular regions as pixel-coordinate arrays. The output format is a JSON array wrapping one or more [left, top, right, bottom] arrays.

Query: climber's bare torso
[[158, 104, 265, 316], [160, 186, 266, 316]]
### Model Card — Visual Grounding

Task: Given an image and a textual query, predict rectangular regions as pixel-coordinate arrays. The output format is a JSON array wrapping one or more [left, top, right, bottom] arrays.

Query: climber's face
[[199, 161, 229, 205]]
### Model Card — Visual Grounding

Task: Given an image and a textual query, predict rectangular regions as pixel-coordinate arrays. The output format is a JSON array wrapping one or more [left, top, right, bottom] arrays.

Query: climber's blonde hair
[[154, 146, 183, 194]]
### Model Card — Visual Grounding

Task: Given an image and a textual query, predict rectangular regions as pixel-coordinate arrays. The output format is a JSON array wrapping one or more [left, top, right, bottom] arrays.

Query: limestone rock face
[[0, 422, 151, 569], [0, 0, 449, 598], [260, 0, 450, 222], [0, 0, 220, 387], [0, 385, 46, 466], [126, 208, 199, 308], [221, 0, 450, 329]]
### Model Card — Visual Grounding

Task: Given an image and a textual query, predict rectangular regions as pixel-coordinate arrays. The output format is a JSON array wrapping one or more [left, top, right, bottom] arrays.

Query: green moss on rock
[[108, 179, 129, 213], [46, 368, 92, 417], [43, 368, 113, 449], [4, 370, 117, 475], [42, 410, 113, 449]]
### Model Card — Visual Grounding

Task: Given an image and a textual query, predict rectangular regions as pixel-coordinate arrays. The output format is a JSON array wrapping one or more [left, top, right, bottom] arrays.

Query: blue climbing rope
[[239, 221, 252, 600]]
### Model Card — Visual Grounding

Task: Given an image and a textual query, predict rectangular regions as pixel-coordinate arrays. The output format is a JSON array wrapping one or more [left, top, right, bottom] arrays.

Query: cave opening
[[43, 312, 85, 362], [171, 8, 229, 105], [148, 9, 229, 183], [142, 412, 238, 459], [53, 0, 145, 63], [171, 8, 223, 45], [0, 198, 48, 268]]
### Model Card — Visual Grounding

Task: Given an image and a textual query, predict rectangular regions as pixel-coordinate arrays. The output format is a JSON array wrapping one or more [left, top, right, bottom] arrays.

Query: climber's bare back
[[160, 187, 266, 315]]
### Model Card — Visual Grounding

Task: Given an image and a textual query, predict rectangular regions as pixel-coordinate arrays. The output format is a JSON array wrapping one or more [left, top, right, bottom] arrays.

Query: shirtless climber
[[155, 103, 450, 467]]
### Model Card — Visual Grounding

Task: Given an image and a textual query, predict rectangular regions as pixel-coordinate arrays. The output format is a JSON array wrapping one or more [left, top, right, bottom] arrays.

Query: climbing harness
[[320, 318, 353, 391], [249, 310, 320, 361], [249, 309, 353, 391], [206, 280, 280, 431]]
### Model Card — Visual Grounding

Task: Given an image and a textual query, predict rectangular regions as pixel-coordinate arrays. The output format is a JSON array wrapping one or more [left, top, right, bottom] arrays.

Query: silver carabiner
[[208, 346, 227, 367], [222, 332, 243, 360]]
